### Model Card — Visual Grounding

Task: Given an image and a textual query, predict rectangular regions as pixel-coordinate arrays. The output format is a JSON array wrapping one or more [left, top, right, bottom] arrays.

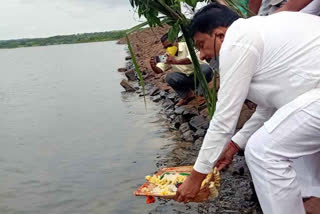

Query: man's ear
[[214, 27, 226, 42], [217, 32, 225, 43]]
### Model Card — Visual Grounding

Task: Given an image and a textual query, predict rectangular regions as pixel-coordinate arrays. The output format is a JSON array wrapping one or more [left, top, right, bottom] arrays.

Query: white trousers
[[245, 100, 320, 214]]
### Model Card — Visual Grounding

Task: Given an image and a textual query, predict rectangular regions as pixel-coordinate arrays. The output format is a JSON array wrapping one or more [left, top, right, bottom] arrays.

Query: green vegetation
[[0, 30, 128, 49]]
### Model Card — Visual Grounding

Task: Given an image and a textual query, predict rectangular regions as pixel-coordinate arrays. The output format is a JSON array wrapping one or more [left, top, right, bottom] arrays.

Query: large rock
[[200, 108, 209, 118], [120, 79, 136, 92], [162, 98, 174, 109], [179, 122, 190, 134], [125, 69, 136, 81], [151, 95, 162, 103], [174, 106, 186, 115], [193, 137, 204, 151], [149, 87, 160, 96], [126, 61, 133, 70], [118, 67, 127, 72], [194, 129, 206, 138], [189, 115, 209, 130], [167, 92, 177, 100], [183, 107, 198, 117], [164, 108, 175, 119], [173, 115, 186, 129], [159, 91, 168, 98], [182, 130, 194, 142]]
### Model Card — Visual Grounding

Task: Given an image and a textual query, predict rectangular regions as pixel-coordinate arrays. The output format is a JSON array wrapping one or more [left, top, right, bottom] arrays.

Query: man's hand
[[216, 141, 240, 171], [150, 56, 157, 68], [174, 169, 207, 203], [166, 55, 178, 65], [149, 57, 163, 74], [166, 56, 192, 65]]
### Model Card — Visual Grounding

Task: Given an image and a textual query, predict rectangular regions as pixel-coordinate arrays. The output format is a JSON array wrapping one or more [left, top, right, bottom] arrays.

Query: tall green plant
[[128, 0, 251, 118]]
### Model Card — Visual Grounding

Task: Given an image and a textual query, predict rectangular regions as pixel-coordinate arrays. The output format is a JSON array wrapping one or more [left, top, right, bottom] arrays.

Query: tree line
[[0, 30, 128, 49]]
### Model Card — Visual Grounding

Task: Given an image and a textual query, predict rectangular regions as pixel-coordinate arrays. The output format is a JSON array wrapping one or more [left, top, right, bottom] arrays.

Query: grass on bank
[[0, 30, 128, 49]]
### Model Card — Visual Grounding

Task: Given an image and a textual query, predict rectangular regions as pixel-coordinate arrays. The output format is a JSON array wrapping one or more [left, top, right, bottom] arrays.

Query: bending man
[[175, 3, 320, 214]]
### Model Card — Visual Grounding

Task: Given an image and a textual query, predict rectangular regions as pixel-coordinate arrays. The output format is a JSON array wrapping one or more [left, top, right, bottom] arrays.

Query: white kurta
[[194, 12, 320, 174]]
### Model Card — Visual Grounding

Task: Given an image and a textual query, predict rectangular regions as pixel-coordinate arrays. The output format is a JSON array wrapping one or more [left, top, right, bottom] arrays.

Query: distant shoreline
[[0, 30, 127, 49]]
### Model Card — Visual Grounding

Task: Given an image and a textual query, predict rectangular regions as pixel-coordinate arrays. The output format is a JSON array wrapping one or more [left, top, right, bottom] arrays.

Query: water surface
[[0, 41, 178, 214]]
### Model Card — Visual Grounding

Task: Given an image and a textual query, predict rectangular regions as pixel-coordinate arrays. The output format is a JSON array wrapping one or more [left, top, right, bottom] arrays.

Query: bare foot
[[176, 91, 195, 106]]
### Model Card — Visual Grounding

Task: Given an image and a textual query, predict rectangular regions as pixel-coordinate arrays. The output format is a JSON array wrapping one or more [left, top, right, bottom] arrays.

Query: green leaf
[[191, 0, 198, 7], [168, 22, 180, 43], [126, 21, 149, 34], [125, 34, 146, 108], [184, 0, 197, 8]]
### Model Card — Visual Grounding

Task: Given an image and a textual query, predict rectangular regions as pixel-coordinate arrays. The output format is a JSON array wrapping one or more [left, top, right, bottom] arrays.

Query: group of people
[[148, 1, 320, 214]]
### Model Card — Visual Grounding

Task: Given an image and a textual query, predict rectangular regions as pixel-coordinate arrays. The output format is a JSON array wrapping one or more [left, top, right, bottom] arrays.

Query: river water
[[0, 41, 184, 214]]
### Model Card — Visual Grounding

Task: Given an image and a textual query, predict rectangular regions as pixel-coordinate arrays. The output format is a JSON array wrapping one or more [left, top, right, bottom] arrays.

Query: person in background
[[249, 0, 320, 16], [150, 33, 213, 106], [174, 3, 320, 214]]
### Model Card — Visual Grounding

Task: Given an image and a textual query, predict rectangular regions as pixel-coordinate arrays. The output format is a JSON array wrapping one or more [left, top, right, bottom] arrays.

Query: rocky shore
[[118, 27, 262, 213]]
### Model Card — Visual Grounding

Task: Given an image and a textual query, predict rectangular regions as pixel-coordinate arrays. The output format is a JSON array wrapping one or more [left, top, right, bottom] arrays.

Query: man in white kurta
[[175, 3, 320, 213]]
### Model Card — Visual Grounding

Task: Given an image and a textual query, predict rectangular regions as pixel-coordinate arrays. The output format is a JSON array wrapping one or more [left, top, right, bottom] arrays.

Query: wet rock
[[200, 108, 209, 118], [179, 122, 190, 134], [162, 98, 174, 109], [193, 129, 206, 138], [149, 87, 160, 96], [182, 130, 194, 142], [193, 137, 204, 151], [126, 61, 133, 69], [135, 89, 142, 94], [125, 69, 136, 81], [183, 107, 198, 117], [198, 103, 208, 112], [169, 114, 175, 121], [120, 79, 136, 92], [145, 84, 153, 91], [165, 110, 175, 120], [139, 91, 149, 96], [174, 106, 186, 115], [167, 92, 177, 100], [125, 56, 132, 60], [118, 67, 127, 72], [189, 115, 209, 130], [159, 91, 167, 98], [172, 115, 186, 129], [151, 95, 162, 103]]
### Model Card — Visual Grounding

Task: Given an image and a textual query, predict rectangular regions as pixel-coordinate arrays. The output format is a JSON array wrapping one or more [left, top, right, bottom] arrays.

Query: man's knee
[[200, 64, 213, 82], [165, 72, 177, 86]]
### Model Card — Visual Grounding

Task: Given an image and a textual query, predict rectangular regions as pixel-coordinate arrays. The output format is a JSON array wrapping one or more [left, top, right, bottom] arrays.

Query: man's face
[[162, 40, 177, 49], [194, 32, 216, 62], [194, 28, 225, 63]]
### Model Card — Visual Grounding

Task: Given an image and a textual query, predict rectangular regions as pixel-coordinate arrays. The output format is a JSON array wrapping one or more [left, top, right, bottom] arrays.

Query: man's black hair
[[160, 33, 169, 43], [189, 3, 240, 38]]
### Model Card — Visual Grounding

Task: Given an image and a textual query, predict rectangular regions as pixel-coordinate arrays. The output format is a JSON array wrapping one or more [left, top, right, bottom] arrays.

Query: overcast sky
[[0, 0, 143, 40]]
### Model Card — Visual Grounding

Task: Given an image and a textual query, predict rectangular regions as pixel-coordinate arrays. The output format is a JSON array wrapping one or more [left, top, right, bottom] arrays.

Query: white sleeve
[[232, 106, 276, 150], [194, 44, 260, 174]]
